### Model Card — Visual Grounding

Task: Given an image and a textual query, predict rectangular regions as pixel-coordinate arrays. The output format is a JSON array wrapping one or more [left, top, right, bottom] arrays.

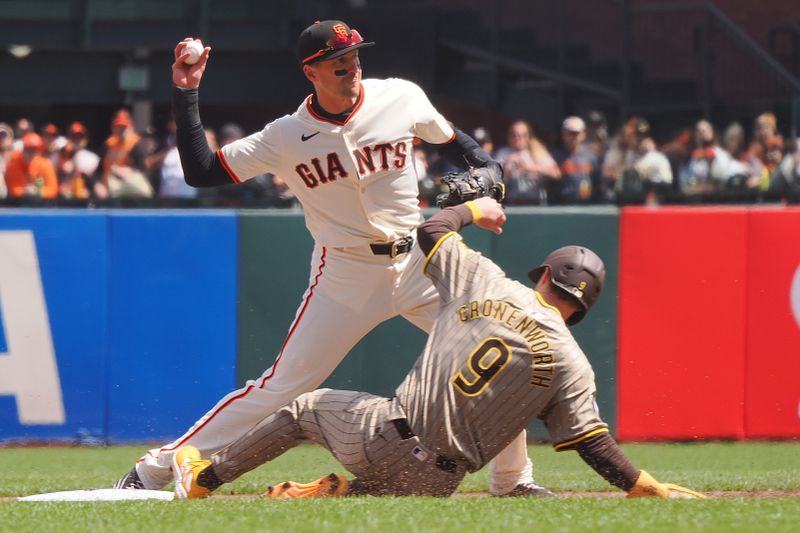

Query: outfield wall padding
[[744, 209, 800, 438], [617, 206, 800, 441]]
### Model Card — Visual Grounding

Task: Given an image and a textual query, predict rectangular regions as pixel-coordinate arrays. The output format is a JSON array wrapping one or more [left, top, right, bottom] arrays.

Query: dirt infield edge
[[4, 490, 799, 502]]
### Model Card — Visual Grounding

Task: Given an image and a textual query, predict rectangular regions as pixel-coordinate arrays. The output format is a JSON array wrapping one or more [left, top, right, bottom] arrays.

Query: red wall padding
[[745, 210, 800, 438], [617, 207, 748, 440]]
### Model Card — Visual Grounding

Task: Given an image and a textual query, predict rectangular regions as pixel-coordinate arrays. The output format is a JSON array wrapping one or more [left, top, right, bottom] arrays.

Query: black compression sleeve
[[172, 87, 235, 187], [437, 129, 494, 169], [417, 204, 473, 256], [574, 432, 641, 491], [437, 128, 503, 186]]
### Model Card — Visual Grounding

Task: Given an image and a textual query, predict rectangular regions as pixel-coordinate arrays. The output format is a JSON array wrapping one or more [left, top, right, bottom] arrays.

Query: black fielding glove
[[435, 166, 505, 208]]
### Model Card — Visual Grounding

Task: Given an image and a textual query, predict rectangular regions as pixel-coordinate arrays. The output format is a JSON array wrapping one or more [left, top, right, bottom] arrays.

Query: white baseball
[[183, 40, 203, 65]]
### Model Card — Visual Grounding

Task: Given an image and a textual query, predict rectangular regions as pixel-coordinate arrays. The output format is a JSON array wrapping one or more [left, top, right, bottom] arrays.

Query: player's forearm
[[417, 204, 473, 256], [172, 87, 233, 187], [574, 432, 640, 491]]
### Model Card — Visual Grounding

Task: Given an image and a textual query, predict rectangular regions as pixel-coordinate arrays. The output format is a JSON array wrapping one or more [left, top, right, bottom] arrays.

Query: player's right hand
[[469, 197, 506, 235], [172, 38, 211, 89]]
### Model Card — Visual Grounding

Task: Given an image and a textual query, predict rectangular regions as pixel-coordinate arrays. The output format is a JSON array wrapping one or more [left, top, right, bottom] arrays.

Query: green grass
[[1, 443, 799, 532]]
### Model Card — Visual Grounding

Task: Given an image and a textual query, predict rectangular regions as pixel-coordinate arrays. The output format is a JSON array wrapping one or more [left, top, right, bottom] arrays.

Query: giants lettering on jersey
[[457, 298, 555, 388], [294, 141, 408, 189]]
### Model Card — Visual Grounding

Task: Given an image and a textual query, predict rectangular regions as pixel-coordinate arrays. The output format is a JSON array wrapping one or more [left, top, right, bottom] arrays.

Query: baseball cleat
[[172, 445, 212, 499], [264, 472, 348, 499], [113, 466, 144, 490], [498, 481, 557, 498]]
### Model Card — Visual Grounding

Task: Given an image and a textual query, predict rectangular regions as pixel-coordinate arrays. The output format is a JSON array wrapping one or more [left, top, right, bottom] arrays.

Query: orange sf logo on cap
[[332, 23, 349, 39]]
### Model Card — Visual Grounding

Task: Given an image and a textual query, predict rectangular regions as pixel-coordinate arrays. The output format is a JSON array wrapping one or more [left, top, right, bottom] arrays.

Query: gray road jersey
[[396, 233, 606, 471]]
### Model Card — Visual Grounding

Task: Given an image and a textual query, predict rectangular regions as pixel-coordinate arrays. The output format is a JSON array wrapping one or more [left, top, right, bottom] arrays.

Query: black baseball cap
[[296, 20, 374, 65]]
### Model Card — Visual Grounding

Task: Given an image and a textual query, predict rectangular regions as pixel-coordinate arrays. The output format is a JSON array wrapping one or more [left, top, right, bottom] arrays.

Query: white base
[[18, 489, 174, 502]]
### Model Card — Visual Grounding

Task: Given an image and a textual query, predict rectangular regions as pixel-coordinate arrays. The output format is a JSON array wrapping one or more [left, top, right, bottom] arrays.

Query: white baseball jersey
[[219, 78, 455, 247]]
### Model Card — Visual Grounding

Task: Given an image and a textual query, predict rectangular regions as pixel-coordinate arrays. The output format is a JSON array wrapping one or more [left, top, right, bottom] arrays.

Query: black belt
[[369, 235, 414, 258], [391, 418, 459, 473]]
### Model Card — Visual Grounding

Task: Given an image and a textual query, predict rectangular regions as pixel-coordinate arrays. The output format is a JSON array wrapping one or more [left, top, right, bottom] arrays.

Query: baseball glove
[[435, 166, 505, 208]]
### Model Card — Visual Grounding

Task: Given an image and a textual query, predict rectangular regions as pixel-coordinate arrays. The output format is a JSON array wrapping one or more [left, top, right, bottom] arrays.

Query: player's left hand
[[626, 470, 706, 499], [469, 197, 506, 235]]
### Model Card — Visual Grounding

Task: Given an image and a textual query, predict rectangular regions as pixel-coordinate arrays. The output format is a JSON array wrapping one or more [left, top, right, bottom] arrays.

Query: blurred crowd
[[0, 110, 297, 208], [419, 111, 800, 207], [1, 109, 798, 208]]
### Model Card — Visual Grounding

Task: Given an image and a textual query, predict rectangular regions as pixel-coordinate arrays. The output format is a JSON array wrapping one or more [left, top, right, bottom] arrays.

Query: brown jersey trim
[[305, 84, 365, 126], [553, 427, 609, 451], [216, 149, 242, 184]]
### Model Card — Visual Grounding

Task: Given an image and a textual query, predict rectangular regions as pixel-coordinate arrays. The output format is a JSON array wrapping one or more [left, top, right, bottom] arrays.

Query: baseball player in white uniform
[[168, 197, 704, 500], [114, 20, 549, 497]]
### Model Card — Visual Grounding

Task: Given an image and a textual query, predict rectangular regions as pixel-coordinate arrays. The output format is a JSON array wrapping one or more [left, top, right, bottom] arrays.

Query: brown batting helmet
[[528, 245, 605, 325]]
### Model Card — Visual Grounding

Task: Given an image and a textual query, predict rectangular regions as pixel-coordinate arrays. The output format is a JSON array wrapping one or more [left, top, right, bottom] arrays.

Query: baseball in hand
[[183, 40, 204, 65]]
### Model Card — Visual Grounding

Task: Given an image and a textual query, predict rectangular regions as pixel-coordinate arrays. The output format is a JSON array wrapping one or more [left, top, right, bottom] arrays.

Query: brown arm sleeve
[[417, 203, 473, 256], [574, 432, 641, 491]]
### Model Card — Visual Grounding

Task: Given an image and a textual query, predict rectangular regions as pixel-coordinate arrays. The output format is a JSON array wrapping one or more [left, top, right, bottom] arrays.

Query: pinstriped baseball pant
[[211, 389, 468, 497]]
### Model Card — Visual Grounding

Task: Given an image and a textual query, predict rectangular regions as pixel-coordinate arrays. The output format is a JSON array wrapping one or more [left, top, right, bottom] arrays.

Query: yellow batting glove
[[627, 470, 706, 499]]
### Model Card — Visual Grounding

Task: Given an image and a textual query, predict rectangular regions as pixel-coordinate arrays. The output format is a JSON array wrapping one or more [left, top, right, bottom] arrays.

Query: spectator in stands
[[583, 110, 610, 161], [472, 127, 494, 155], [0, 122, 13, 199], [41, 123, 67, 168], [494, 119, 560, 205], [629, 126, 673, 206], [722, 122, 747, 161], [551, 116, 598, 205], [769, 138, 800, 201], [12, 118, 34, 152], [96, 109, 153, 200], [601, 116, 649, 202], [67, 121, 100, 194], [740, 113, 783, 192], [678, 119, 737, 196], [660, 127, 693, 185], [4, 132, 58, 201], [56, 141, 90, 200], [720, 121, 756, 186]]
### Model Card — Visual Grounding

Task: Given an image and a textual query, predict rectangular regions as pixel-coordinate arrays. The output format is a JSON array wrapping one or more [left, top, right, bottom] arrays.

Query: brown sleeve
[[574, 432, 641, 491], [417, 204, 473, 256]]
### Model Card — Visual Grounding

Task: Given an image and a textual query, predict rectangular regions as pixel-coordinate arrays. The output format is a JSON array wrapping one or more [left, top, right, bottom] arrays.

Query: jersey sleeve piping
[[553, 427, 609, 452], [422, 231, 458, 274], [216, 149, 242, 184], [534, 290, 563, 318]]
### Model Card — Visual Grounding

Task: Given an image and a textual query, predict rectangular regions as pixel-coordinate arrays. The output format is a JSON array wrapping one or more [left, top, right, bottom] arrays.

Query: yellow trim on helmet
[[554, 427, 609, 451], [423, 231, 458, 274]]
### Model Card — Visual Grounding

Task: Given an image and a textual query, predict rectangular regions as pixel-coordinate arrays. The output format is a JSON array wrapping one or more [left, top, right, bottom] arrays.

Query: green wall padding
[[238, 207, 619, 437]]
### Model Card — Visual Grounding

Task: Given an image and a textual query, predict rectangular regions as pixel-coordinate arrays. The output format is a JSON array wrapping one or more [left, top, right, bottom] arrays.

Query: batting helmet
[[528, 245, 605, 325]]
